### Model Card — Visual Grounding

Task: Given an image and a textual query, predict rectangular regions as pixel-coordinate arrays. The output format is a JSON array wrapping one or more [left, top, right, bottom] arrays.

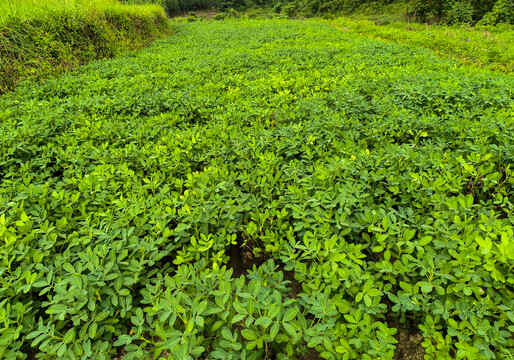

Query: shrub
[[479, 0, 514, 25], [214, 11, 228, 19], [281, 3, 296, 17], [447, 1, 474, 24], [272, 1, 283, 13]]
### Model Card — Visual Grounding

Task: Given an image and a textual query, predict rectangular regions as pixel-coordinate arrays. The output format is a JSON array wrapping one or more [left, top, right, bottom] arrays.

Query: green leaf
[[307, 336, 323, 348], [381, 216, 389, 231], [211, 349, 227, 359], [246, 298, 255, 315], [476, 236, 492, 251], [270, 322, 279, 340], [191, 346, 205, 357], [255, 316, 272, 328], [212, 320, 225, 331], [113, 335, 132, 347], [46, 304, 67, 320], [420, 283, 433, 293], [282, 322, 296, 337], [231, 314, 246, 324], [399, 281, 413, 293], [363, 280, 373, 293], [221, 327, 233, 342], [367, 289, 381, 297], [233, 301, 247, 315], [63, 263, 75, 273], [63, 328, 75, 344], [282, 307, 299, 322], [404, 229, 416, 241], [418, 236, 432, 246], [241, 329, 258, 341], [195, 316, 204, 327], [88, 323, 98, 339], [57, 344, 67, 357]]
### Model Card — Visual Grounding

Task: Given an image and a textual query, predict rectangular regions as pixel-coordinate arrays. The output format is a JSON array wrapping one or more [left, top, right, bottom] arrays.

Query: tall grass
[[0, 0, 171, 94], [1, 0, 122, 24], [121, 0, 222, 15]]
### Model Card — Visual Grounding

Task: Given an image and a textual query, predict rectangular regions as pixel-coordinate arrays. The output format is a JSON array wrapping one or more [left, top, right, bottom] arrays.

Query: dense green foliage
[[122, 0, 513, 25], [329, 18, 514, 72], [0, 0, 170, 94], [205, 0, 513, 24], [1, 20, 514, 360], [411, 0, 512, 24]]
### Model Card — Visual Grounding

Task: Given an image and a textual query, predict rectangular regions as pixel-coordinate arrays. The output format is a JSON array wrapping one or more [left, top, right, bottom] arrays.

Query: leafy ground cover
[[0, 0, 170, 94], [329, 18, 514, 72], [1, 19, 514, 360]]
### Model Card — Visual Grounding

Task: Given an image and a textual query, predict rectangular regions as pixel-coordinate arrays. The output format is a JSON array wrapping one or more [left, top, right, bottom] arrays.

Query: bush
[[281, 3, 296, 17], [214, 11, 228, 19], [272, 1, 283, 13], [479, 0, 514, 25], [447, 1, 474, 24]]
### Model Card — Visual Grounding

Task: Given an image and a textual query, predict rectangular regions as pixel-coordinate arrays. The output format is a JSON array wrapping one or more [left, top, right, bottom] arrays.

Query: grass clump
[[0, 0, 171, 94]]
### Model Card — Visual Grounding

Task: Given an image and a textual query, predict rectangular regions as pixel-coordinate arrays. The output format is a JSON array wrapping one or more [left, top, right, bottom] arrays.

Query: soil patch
[[227, 243, 263, 279], [388, 315, 425, 360], [297, 345, 322, 360], [282, 268, 303, 298]]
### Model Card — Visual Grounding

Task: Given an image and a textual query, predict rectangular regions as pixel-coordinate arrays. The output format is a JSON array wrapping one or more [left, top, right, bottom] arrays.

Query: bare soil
[[388, 315, 426, 360], [227, 243, 261, 279]]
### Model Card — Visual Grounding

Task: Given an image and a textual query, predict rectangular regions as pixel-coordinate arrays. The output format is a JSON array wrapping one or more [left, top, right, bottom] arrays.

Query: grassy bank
[[329, 18, 514, 72], [0, 0, 171, 94]]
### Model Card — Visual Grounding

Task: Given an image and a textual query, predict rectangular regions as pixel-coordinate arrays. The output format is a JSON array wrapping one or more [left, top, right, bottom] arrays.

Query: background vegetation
[[128, 0, 513, 25], [0, 0, 171, 94]]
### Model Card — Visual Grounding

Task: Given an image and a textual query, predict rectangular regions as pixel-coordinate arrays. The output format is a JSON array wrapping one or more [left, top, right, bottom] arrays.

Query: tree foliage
[[123, 0, 512, 24]]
